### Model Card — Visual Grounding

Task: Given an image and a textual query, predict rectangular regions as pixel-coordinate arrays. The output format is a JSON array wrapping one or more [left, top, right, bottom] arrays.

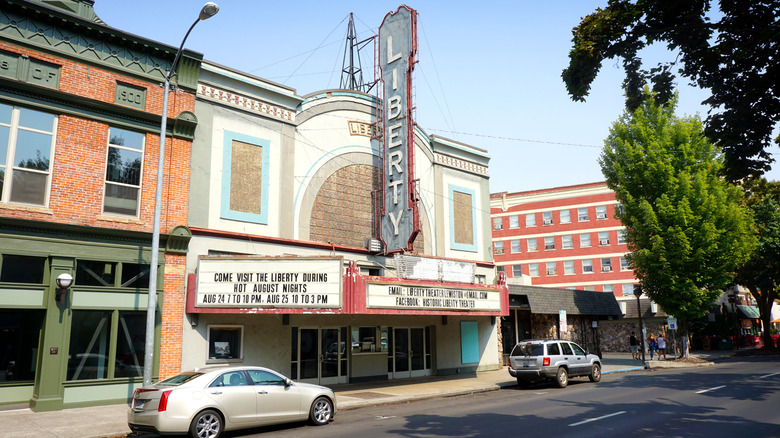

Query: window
[[67, 310, 146, 380], [496, 265, 505, 273], [529, 263, 539, 277], [580, 233, 591, 248], [560, 342, 574, 355], [492, 217, 503, 230], [582, 259, 593, 273], [0, 310, 44, 382], [247, 369, 287, 386], [75, 260, 150, 289], [223, 131, 270, 224], [560, 209, 571, 224], [544, 236, 555, 250], [351, 326, 386, 352], [598, 231, 610, 246], [525, 213, 536, 227], [104, 127, 144, 216], [208, 326, 243, 362], [564, 260, 575, 275], [512, 264, 523, 277], [596, 205, 608, 220], [0, 103, 57, 206], [546, 262, 557, 276], [211, 370, 248, 387], [622, 283, 634, 296], [494, 241, 504, 255], [527, 238, 538, 252], [578, 207, 589, 222], [542, 211, 553, 225], [617, 230, 627, 244], [510, 239, 522, 253], [620, 257, 631, 271], [601, 258, 612, 272], [603, 284, 614, 294], [0, 254, 46, 283], [562, 235, 573, 249], [509, 215, 519, 229]]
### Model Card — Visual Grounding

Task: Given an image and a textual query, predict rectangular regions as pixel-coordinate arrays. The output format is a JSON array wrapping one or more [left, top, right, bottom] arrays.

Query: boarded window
[[452, 191, 473, 245], [229, 140, 262, 215]]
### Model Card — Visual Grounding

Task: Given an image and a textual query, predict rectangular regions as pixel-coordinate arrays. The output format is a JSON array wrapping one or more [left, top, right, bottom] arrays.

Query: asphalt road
[[227, 356, 780, 438]]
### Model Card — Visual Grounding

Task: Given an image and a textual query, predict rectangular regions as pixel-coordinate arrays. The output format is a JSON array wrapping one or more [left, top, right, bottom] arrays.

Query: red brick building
[[0, 0, 200, 411], [490, 182, 638, 298]]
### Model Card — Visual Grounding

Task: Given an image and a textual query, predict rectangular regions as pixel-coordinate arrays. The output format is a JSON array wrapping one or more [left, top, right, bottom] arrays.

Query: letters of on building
[[378, 5, 419, 253]]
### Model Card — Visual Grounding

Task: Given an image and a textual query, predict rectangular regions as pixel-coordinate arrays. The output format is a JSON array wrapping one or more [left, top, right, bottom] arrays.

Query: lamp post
[[728, 292, 738, 350], [634, 284, 646, 364], [143, 2, 219, 387]]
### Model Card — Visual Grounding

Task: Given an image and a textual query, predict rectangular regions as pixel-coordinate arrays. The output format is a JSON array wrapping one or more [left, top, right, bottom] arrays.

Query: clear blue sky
[[94, 0, 780, 193]]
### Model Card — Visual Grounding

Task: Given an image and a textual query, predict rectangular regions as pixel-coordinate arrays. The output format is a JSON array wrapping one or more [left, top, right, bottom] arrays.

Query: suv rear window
[[511, 343, 544, 356]]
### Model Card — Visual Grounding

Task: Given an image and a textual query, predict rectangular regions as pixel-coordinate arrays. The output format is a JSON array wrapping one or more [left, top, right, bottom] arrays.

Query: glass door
[[389, 327, 431, 379], [296, 327, 347, 385]]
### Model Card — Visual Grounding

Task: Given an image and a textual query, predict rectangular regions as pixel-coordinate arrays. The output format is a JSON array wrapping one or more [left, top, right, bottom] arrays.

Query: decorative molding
[[434, 153, 489, 176], [0, 0, 202, 91], [198, 84, 295, 122]]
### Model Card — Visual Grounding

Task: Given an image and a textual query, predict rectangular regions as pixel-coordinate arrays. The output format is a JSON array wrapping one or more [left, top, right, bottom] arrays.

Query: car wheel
[[589, 363, 601, 382], [517, 378, 530, 389], [309, 396, 333, 426], [555, 367, 568, 388], [190, 409, 223, 438]]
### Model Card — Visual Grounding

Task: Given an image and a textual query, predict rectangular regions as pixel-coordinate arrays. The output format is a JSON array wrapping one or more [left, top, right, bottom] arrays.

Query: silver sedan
[[128, 366, 335, 438]]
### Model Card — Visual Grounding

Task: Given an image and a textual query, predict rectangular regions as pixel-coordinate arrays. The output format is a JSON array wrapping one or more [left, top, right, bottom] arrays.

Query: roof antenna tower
[[340, 13, 376, 92]]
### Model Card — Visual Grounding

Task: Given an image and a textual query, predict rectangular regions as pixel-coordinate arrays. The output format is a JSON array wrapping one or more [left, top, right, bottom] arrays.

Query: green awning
[[737, 305, 761, 319]]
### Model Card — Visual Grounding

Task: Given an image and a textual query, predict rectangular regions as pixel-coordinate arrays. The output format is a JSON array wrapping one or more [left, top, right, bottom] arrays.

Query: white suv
[[508, 339, 602, 388]]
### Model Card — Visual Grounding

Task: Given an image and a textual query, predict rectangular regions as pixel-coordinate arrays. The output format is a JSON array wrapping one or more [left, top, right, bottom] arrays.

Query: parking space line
[[760, 373, 779, 379], [695, 385, 725, 394], [569, 410, 626, 427]]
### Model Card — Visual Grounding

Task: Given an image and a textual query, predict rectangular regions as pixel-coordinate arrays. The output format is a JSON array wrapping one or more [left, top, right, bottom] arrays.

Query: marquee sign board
[[367, 282, 501, 312], [195, 257, 342, 309], [378, 5, 418, 252]]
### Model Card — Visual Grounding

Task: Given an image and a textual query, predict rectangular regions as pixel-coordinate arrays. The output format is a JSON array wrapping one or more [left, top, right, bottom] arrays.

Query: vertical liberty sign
[[379, 5, 418, 252]]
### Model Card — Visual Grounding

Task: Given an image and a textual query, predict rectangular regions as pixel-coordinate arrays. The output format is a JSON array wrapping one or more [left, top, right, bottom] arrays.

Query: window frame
[[580, 233, 591, 248], [221, 130, 270, 224], [542, 211, 553, 225], [563, 260, 575, 275], [512, 264, 523, 277], [510, 239, 522, 253], [103, 126, 145, 217], [529, 263, 539, 277], [492, 216, 503, 231], [596, 205, 608, 220], [598, 231, 610, 246], [582, 259, 594, 274], [559, 209, 571, 224], [544, 236, 555, 250], [525, 213, 536, 228], [494, 241, 504, 255], [207, 325, 244, 363], [620, 256, 631, 271], [577, 207, 589, 222], [545, 261, 557, 276], [508, 215, 519, 229], [527, 238, 538, 252], [0, 104, 57, 207], [562, 234, 573, 249]]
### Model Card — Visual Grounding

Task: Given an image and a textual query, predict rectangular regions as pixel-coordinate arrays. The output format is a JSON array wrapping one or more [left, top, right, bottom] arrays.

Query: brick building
[[490, 182, 638, 297], [0, 0, 200, 410]]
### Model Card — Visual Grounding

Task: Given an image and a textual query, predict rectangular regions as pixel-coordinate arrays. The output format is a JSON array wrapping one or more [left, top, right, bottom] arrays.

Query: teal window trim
[[221, 130, 270, 224], [460, 321, 479, 364], [448, 185, 478, 252]]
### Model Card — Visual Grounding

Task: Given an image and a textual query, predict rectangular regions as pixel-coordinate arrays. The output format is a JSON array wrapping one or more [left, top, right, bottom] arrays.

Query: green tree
[[563, 0, 780, 182], [735, 178, 780, 349], [602, 90, 756, 355]]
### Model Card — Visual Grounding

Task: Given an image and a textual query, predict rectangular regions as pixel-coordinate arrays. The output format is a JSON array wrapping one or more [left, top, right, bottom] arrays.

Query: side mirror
[[284, 378, 292, 387]]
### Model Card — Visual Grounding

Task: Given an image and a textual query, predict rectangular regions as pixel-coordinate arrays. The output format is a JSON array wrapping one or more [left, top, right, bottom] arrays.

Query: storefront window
[[0, 310, 44, 382], [351, 326, 389, 353], [114, 311, 145, 378], [208, 326, 243, 362], [76, 260, 117, 286], [0, 255, 46, 283], [68, 311, 111, 380], [120, 263, 150, 289]]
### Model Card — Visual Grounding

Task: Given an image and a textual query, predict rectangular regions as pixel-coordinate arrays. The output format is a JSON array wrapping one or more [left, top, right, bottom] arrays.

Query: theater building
[[181, 6, 506, 385], [0, 0, 199, 410]]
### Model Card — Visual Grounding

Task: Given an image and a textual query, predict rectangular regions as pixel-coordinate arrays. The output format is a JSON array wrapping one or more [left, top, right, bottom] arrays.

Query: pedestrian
[[629, 331, 639, 360], [656, 333, 666, 360], [646, 332, 656, 360]]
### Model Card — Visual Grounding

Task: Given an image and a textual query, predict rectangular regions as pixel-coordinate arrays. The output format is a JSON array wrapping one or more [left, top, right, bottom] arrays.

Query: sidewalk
[[0, 350, 735, 438]]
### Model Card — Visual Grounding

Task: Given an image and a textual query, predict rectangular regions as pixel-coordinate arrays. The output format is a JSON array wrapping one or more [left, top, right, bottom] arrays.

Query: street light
[[633, 284, 646, 364], [728, 291, 739, 350], [143, 2, 219, 387]]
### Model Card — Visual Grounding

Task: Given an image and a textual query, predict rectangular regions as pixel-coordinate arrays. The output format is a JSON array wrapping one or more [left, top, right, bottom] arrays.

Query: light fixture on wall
[[55, 273, 73, 303]]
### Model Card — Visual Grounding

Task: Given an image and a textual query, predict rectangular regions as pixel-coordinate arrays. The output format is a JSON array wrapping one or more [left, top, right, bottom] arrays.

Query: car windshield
[[511, 343, 544, 356], [157, 371, 203, 386]]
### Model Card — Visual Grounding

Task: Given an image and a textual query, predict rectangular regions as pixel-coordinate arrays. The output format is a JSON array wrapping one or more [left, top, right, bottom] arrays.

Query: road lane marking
[[695, 385, 725, 394], [760, 373, 779, 379], [569, 411, 626, 427]]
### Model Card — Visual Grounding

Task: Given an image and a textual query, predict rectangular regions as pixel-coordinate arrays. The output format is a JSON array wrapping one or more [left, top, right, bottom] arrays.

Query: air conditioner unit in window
[[597, 214, 608, 219], [543, 219, 553, 225], [546, 269, 556, 275], [602, 266, 612, 272], [545, 244, 555, 250], [599, 239, 610, 245], [365, 239, 383, 253]]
